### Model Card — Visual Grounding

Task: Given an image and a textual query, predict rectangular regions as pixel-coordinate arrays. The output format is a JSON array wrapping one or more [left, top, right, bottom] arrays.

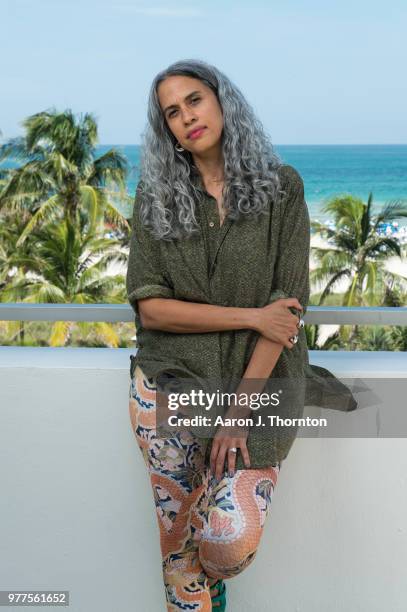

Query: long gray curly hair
[[138, 58, 285, 241]]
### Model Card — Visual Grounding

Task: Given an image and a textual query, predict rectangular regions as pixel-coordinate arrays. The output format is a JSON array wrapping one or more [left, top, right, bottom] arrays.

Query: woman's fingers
[[210, 433, 251, 481], [227, 447, 237, 478], [260, 299, 303, 345], [239, 443, 251, 470], [227, 441, 251, 477], [283, 312, 302, 348], [210, 439, 228, 480], [283, 298, 303, 312]]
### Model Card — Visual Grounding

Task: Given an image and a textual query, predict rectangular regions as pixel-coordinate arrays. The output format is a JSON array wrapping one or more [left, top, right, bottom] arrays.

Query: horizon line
[[98, 142, 407, 147]]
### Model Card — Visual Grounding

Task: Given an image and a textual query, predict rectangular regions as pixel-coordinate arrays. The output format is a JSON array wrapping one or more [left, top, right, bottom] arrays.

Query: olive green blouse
[[126, 164, 357, 469]]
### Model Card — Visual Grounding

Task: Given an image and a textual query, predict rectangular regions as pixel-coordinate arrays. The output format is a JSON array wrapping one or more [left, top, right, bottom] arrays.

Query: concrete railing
[[1, 302, 407, 325]]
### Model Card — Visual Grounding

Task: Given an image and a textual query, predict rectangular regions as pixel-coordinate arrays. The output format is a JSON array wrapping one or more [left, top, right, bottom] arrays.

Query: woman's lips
[[188, 127, 206, 140]]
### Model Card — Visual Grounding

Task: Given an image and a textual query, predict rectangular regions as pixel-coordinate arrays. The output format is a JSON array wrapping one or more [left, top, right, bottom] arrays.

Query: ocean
[[98, 144, 407, 228], [2, 144, 406, 227]]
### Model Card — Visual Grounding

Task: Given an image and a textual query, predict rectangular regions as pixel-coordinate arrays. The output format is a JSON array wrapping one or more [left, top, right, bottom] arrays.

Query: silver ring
[[289, 335, 299, 344], [297, 318, 305, 329], [229, 447, 237, 453]]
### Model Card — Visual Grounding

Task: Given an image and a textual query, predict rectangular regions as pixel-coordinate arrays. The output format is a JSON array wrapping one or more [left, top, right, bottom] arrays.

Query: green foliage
[[0, 109, 133, 347], [310, 192, 407, 349], [0, 108, 133, 240]]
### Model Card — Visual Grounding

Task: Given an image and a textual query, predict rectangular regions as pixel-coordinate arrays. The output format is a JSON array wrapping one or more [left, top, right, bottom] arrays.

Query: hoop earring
[[175, 142, 185, 152]]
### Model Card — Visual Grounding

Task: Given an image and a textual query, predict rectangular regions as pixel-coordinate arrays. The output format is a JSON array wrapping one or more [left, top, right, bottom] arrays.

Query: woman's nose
[[182, 110, 197, 124]]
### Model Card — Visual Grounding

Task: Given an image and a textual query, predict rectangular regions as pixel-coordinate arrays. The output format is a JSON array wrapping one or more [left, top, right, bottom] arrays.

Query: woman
[[126, 59, 347, 611]]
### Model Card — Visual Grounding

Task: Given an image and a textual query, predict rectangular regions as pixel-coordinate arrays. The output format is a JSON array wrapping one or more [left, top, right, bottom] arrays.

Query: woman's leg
[[129, 365, 213, 611], [198, 463, 282, 580], [129, 363, 282, 606]]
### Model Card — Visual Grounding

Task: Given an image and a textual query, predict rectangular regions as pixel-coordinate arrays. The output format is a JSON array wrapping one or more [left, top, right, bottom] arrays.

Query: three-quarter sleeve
[[126, 181, 174, 318], [268, 165, 311, 316]]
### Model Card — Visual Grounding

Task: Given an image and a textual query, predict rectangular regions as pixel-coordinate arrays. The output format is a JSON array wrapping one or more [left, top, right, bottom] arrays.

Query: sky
[[1, 0, 406, 145]]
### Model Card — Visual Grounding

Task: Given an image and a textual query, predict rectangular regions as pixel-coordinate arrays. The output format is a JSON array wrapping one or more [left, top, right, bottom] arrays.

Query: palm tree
[[0, 210, 126, 347], [355, 326, 395, 351], [0, 207, 46, 344], [310, 192, 407, 348], [0, 108, 132, 245], [389, 325, 407, 351]]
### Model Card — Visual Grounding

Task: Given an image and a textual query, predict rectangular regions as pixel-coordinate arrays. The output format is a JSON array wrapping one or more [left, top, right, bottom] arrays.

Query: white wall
[[0, 347, 406, 612]]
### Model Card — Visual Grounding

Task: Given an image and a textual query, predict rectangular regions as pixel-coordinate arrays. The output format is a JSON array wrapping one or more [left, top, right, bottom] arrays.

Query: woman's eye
[[168, 98, 200, 118]]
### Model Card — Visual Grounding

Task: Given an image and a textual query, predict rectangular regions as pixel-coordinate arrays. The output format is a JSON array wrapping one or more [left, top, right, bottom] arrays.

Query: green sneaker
[[210, 578, 226, 611]]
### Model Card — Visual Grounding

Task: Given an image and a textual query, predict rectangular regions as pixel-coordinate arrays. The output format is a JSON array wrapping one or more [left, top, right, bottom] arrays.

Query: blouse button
[[209, 221, 215, 228]]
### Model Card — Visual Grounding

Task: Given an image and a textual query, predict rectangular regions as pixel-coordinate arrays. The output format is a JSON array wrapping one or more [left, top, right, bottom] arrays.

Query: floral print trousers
[[129, 364, 282, 611]]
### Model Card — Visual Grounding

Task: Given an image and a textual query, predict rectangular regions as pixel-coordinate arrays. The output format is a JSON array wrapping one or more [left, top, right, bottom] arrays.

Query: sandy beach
[[310, 233, 407, 293]]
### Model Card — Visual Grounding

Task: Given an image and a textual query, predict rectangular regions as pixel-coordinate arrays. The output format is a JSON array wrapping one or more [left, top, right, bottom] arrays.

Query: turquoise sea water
[[2, 144, 406, 225], [98, 144, 407, 225]]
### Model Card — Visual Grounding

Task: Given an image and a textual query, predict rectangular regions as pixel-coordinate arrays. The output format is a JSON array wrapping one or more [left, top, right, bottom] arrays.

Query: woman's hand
[[209, 407, 251, 481], [255, 298, 303, 347]]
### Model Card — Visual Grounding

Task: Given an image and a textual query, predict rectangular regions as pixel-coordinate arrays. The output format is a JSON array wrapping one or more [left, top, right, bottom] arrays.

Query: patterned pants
[[129, 365, 282, 611]]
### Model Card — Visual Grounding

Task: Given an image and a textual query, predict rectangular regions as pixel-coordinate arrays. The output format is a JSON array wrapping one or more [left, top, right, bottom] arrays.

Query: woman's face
[[157, 75, 224, 156]]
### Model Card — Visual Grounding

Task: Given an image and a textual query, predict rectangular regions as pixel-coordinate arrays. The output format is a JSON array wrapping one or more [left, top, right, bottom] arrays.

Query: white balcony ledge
[[1, 343, 407, 610], [0, 344, 406, 377]]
